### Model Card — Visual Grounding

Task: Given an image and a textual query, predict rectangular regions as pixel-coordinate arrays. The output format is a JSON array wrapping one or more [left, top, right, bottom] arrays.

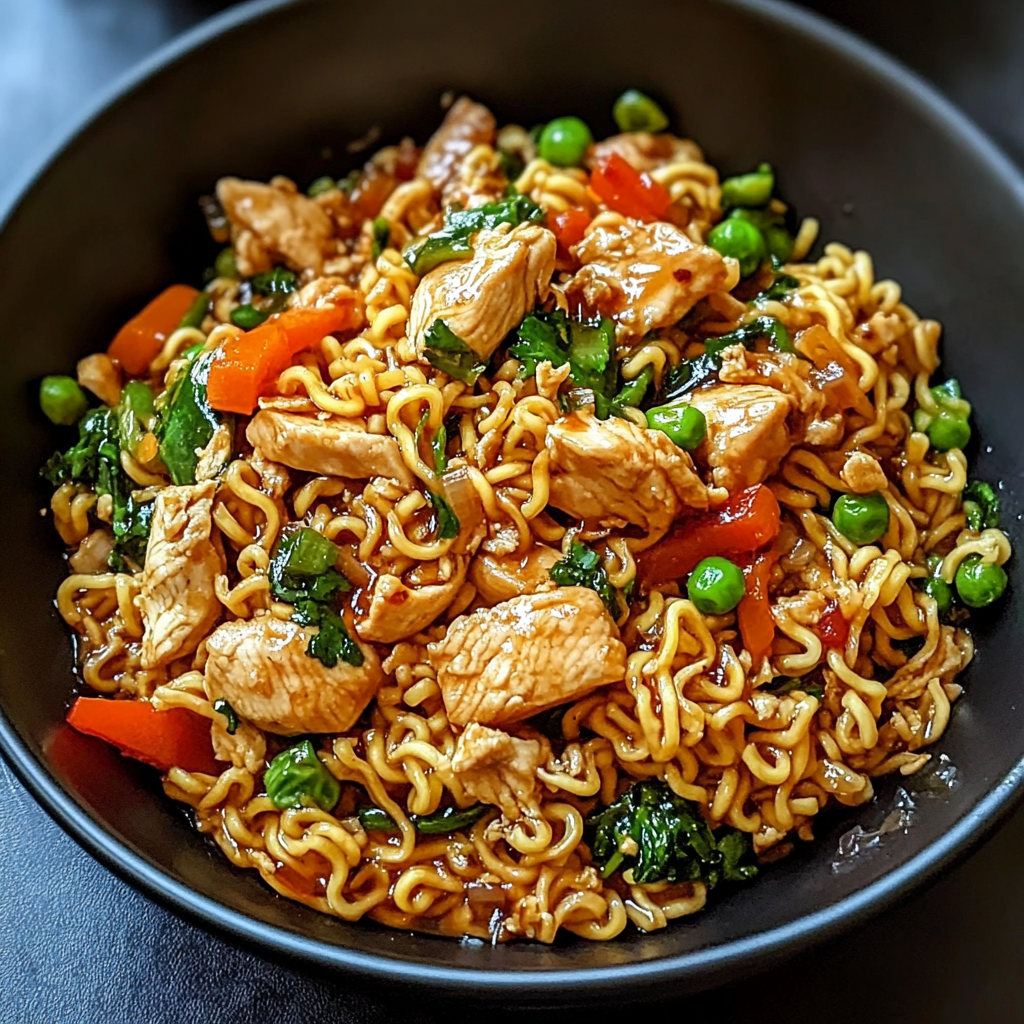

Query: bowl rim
[[3, 0, 1024, 997]]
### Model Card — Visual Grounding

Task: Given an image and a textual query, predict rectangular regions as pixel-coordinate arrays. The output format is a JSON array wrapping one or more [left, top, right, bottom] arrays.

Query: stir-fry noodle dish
[[40, 92, 1011, 943]]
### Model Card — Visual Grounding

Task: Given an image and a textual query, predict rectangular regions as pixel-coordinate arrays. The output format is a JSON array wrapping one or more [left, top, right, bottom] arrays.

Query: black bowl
[[2, 0, 1023, 1004]]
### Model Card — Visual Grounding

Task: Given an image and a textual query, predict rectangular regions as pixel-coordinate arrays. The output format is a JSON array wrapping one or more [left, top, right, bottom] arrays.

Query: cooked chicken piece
[[450, 723, 549, 823], [469, 546, 561, 606], [569, 218, 728, 343], [246, 410, 413, 486], [210, 716, 266, 774], [687, 384, 794, 493], [545, 411, 708, 535], [139, 482, 223, 669], [535, 360, 571, 401], [841, 451, 888, 494], [429, 587, 627, 727], [719, 341, 867, 446], [217, 176, 334, 276], [204, 615, 382, 735], [408, 222, 556, 361], [68, 529, 115, 574], [290, 276, 363, 312], [247, 446, 291, 500], [194, 423, 233, 482], [357, 558, 468, 643], [417, 96, 496, 197], [587, 132, 704, 174], [77, 353, 122, 407]]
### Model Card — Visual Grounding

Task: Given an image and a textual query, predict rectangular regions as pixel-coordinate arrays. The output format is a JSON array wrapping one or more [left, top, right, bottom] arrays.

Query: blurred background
[[2, 1, 1023, 1021]]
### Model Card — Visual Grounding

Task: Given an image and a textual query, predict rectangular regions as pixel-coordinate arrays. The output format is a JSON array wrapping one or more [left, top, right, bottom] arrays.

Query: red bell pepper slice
[[637, 485, 781, 589], [551, 207, 592, 255], [207, 303, 361, 415], [737, 552, 777, 665], [590, 152, 671, 222], [67, 696, 222, 775], [817, 600, 849, 650], [107, 284, 200, 376]]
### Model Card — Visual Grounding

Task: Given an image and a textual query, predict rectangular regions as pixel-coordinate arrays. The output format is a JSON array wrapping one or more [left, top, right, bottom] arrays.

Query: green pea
[[538, 117, 593, 167], [687, 556, 746, 615], [832, 491, 890, 545], [214, 247, 237, 279], [612, 90, 669, 133], [645, 402, 707, 449], [955, 555, 1008, 609], [39, 375, 88, 426], [264, 739, 340, 812], [230, 303, 269, 330], [707, 218, 767, 277], [926, 409, 971, 451], [918, 576, 953, 616], [720, 163, 774, 209], [763, 224, 794, 264]]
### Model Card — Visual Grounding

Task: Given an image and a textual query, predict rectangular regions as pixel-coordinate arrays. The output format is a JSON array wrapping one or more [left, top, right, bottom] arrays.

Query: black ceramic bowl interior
[[2, 0, 1024, 1003]]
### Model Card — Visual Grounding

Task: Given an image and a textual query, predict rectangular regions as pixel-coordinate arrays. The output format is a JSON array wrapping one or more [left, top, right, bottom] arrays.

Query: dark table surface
[[3, 2, 1024, 1021]]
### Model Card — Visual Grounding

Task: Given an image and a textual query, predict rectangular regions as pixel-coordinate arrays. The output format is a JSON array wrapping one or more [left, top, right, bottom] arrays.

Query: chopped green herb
[[753, 271, 800, 305], [371, 217, 390, 260], [550, 540, 621, 617], [662, 316, 792, 402], [179, 291, 212, 330], [265, 740, 340, 812], [510, 310, 617, 417], [587, 779, 757, 886], [213, 699, 238, 735], [611, 364, 654, 414], [427, 488, 460, 540], [250, 266, 298, 296], [229, 303, 269, 330], [268, 526, 363, 669], [423, 320, 487, 384], [720, 163, 774, 209]]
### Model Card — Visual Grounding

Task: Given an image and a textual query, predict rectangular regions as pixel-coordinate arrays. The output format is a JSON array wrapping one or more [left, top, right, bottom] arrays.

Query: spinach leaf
[[359, 802, 489, 834], [549, 540, 621, 617], [423, 320, 487, 384], [587, 778, 757, 887], [404, 193, 544, 275], [156, 348, 231, 485], [268, 526, 362, 669], [265, 740, 340, 812]]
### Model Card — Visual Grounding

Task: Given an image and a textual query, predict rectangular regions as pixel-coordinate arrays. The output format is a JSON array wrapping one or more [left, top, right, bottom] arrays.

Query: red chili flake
[[673, 268, 693, 283]]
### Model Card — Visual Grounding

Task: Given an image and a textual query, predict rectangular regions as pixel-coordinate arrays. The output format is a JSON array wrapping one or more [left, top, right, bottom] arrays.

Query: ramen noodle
[[39, 92, 1010, 943]]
